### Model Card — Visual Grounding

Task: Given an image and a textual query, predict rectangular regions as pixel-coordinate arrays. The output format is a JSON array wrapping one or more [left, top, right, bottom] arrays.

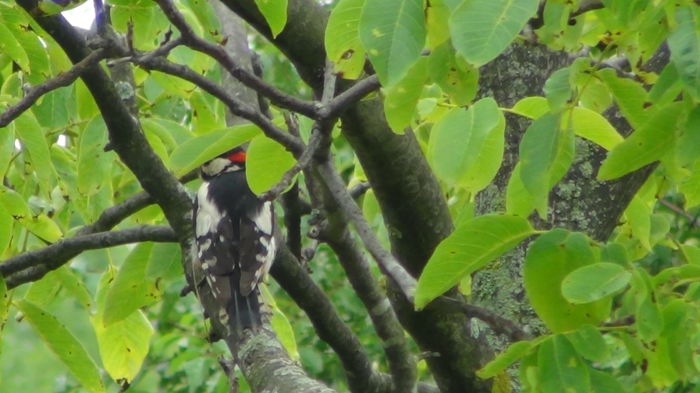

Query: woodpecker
[[193, 146, 276, 331]]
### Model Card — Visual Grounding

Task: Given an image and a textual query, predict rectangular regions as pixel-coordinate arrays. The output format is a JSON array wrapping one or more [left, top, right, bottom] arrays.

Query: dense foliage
[[1, 0, 700, 392]]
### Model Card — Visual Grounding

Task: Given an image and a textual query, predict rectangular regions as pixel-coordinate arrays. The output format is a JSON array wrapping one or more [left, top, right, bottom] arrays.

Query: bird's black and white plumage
[[193, 147, 276, 331]]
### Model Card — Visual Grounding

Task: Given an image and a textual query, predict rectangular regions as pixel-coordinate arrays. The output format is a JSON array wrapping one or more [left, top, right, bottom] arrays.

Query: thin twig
[[1, 226, 176, 286], [435, 297, 532, 342], [0, 49, 107, 127], [153, 0, 317, 118], [570, 0, 604, 19], [132, 55, 304, 154], [658, 199, 699, 228], [326, 75, 380, 118], [315, 160, 417, 300]]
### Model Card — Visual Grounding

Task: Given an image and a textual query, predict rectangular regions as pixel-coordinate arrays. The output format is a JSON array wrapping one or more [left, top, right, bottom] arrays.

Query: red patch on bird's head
[[228, 151, 247, 164]]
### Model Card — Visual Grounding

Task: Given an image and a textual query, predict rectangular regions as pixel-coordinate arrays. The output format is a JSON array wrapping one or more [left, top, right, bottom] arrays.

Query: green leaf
[[0, 3, 50, 78], [78, 117, 112, 196], [426, 0, 450, 48], [598, 102, 685, 180], [0, 276, 7, 331], [519, 113, 574, 217], [598, 68, 649, 129], [505, 163, 535, 217], [255, 0, 288, 37], [566, 107, 623, 151], [359, 0, 426, 87], [260, 285, 299, 361], [680, 159, 700, 208], [415, 214, 534, 309], [428, 98, 505, 191], [0, 204, 12, 256], [662, 300, 698, 379], [384, 57, 428, 133], [589, 369, 626, 393], [0, 126, 14, 178], [477, 340, 537, 379], [0, 21, 29, 71], [636, 293, 663, 342], [524, 229, 610, 332], [0, 187, 62, 242], [145, 243, 182, 281], [449, 0, 539, 66], [325, 0, 366, 79], [24, 270, 62, 306], [93, 309, 153, 383], [544, 67, 572, 111], [55, 267, 93, 310], [246, 134, 296, 195], [538, 334, 590, 393], [428, 42, 479, 105], [14, 111, 58, 195], [169, 124, 261, 176], [564, 324, 608, 363], [677, 106, 700, 167], [510, 96, 549, 119], [624, 196, 651, 250], [16, 299, 104, 392], [561, 263, 631, 304], [668, 6, 700, 101], [103, 243, 161, 326]]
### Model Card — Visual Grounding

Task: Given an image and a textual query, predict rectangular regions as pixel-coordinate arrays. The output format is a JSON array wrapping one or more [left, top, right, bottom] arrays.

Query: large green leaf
[[0, 3, 50, 78], [561, 263, 631, 304], [662, 300, 698, 379], [538, 335, 590, 393], [477, 339, 540, 379], [519, 113, 574, 217], [0, 204, 12, 256], [598, 102, 685, 180], [384, 57, 428, 133], [543, 67, 572, 111], [566, 107, 624, 151], [169, 124, 261, 176], [246, 134, 296, 195], [598, 69, 649, 129], [428, 42, 478, 105], [505, 163, 535, 217], [103, 243, 161, 326], [325, 0, 366, 79], [0, 187, 62, 242], [428, 98, 505, 192], [359, 0, 426, 87], [93, 310, 154, 384], [16, 299, 105, 393], [254, 0, 288, 37], [668, 6, 700, 101], [524, 229, 610, 332], [564, 324, 608, 363], [510, 96, 549, 119], [415, 214, 534, 309], [78, 117, 112, 196], [449, 0, 539, 65], [0, 20, 29, 71], [14, 111, 57, 194]]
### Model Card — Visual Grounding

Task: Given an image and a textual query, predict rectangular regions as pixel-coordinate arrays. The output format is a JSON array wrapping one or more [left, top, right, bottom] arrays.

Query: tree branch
[[270, 244, 383, 392], [315, 160, 417, 300], [153, 0, 317, 119], [1, 226, 176, 288], [0, 49, 107, 127], [321, 222, 418, 393], [131, 54, 304, 155], [326, 75, 380, 118]]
